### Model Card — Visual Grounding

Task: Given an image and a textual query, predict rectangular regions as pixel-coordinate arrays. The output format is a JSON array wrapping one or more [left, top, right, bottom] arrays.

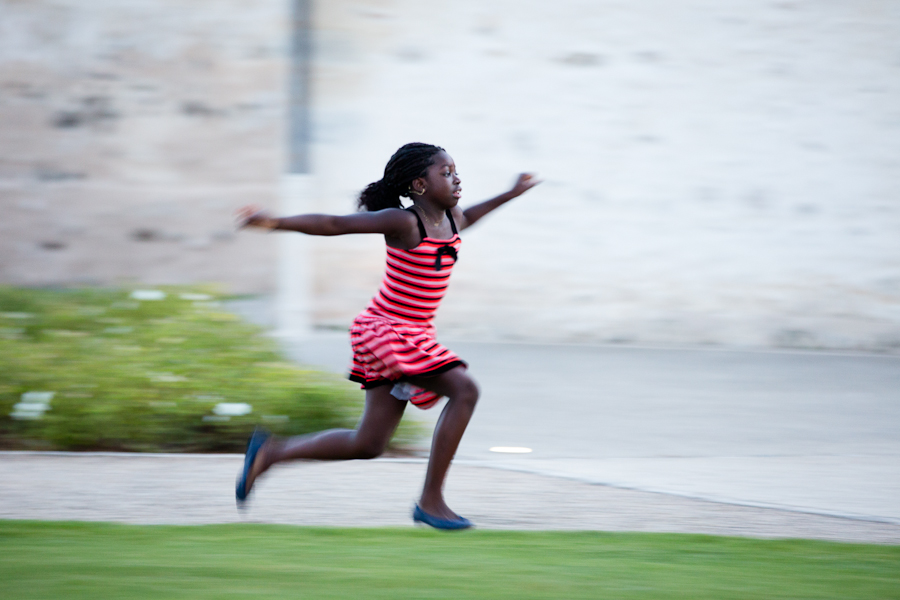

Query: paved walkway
[[2, 452, 899, 544]]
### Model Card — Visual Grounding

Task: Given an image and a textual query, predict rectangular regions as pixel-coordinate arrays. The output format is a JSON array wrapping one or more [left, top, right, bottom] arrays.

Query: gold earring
[[409, 188, 425, 196]]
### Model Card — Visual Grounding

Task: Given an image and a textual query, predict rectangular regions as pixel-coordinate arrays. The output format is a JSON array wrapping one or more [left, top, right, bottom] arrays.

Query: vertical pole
[[288, 0, 311, 175], [278, 0, 313, 339]]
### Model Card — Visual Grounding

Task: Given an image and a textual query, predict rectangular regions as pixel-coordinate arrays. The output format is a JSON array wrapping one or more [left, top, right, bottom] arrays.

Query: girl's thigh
[[356, 385, 408, 442], [409, 366, 479, 401]]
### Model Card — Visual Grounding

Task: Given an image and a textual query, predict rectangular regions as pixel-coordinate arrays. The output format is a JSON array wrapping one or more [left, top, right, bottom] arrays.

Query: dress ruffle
[[348, 314, 465, 409]]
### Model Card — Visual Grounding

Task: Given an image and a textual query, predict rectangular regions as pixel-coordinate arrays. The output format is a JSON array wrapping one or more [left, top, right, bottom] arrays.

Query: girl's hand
[[236, 205, 277, 230], [510, 173, 541, 197]]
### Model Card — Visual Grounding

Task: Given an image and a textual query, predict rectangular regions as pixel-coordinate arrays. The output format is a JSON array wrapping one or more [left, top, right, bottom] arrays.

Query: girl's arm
[[457, 173, 540, 230], [237, 205, 413, 237]]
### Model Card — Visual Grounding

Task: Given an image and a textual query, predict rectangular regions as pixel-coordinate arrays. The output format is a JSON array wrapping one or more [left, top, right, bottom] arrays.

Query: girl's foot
[[235, 428, 270, 506], [416, 496, 460, 521], [413, 505, 472, 530], [246, 437, 273, 488]]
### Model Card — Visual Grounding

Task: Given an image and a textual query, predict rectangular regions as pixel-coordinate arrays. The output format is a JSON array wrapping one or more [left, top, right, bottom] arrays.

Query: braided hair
[[358, 142, 445, 212]]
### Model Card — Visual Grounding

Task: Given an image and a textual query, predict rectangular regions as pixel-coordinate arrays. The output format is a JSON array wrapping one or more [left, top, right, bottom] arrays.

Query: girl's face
[[420, 151, 462, 207]]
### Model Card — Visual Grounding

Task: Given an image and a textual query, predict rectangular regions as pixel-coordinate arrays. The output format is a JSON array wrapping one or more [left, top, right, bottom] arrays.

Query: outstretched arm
[[457, 173, 540, 230], [237, 205, 413, 237]]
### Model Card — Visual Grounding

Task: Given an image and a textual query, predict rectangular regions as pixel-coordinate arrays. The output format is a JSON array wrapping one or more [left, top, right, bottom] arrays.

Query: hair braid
[[358, 142, 444, 212]]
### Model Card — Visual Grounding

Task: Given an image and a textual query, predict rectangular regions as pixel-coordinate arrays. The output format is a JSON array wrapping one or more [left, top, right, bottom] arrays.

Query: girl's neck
[[413, 202, 445, 227]]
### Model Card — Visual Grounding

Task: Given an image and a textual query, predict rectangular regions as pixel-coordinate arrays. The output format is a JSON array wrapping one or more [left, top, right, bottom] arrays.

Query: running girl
[[235, 142, 539, 529]]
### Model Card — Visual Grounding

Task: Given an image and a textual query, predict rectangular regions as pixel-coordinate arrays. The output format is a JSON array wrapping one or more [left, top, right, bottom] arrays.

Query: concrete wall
[[2, 0, 899, 351], [0, 0, 285, 293], [310, 0, 900, 351]]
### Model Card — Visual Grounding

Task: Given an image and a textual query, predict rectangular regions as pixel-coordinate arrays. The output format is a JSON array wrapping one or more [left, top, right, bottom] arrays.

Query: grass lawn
[[1, 521, 898, 599]]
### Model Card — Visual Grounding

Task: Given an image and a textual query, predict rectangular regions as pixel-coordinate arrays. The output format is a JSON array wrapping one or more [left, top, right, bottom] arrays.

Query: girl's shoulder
[[380, 206, 420, 231], [352, 206, 418, 228], [381, 206, 425, 249], [368, 206, 416, 218]]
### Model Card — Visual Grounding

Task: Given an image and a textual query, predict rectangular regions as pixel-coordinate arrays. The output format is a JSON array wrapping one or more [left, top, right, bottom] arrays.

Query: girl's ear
[[410, 177, 427, 195]]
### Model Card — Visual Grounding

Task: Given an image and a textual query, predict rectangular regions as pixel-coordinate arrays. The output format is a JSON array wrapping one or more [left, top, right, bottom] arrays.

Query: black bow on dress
[[434, 245, 458, 271]]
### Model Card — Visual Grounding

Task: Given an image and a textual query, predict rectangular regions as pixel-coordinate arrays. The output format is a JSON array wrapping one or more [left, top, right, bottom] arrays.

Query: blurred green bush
[[0, 286, 420, 453]]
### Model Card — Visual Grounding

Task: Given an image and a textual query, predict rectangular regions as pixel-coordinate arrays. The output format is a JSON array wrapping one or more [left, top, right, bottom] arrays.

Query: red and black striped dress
[[348, 208, 464, 409]]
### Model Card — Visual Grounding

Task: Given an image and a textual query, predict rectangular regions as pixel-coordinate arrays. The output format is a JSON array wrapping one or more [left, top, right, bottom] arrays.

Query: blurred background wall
[[0, 0, 285, 293], [2, 0, 899, 351]]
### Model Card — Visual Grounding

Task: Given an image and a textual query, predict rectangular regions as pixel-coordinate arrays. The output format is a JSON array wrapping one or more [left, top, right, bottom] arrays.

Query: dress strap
[[446, 210, 458, 235], [406, 207, 428, 240]]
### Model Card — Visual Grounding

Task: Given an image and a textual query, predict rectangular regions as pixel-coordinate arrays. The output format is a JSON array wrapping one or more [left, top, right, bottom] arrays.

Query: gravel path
[[2, 452, 898, 544]]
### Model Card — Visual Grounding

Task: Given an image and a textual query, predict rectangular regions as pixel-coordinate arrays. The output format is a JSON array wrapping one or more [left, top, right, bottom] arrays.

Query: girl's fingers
[[515, 173, 541, 191], [235, 205, 267, 228], [236, 205, 259, 219]]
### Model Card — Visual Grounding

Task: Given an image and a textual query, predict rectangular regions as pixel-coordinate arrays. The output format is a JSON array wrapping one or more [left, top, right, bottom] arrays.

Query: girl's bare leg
[[409, 366, 480, 520], [245, 385, 406, 491]]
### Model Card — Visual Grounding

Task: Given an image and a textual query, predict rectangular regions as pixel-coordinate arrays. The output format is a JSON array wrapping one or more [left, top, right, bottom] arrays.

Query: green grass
[[1, 522, 897, 599], [0, 286, 420, 453]]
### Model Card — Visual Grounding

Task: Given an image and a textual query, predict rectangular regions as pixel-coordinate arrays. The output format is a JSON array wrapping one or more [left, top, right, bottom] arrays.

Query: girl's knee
[[455, 378, 479, 410], [353, 434, 389, 459]]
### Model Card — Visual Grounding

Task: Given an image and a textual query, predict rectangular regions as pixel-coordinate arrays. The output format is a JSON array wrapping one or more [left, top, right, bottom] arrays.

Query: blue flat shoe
[[413, 505, 473, 530], [235, 427, 270, 507]]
